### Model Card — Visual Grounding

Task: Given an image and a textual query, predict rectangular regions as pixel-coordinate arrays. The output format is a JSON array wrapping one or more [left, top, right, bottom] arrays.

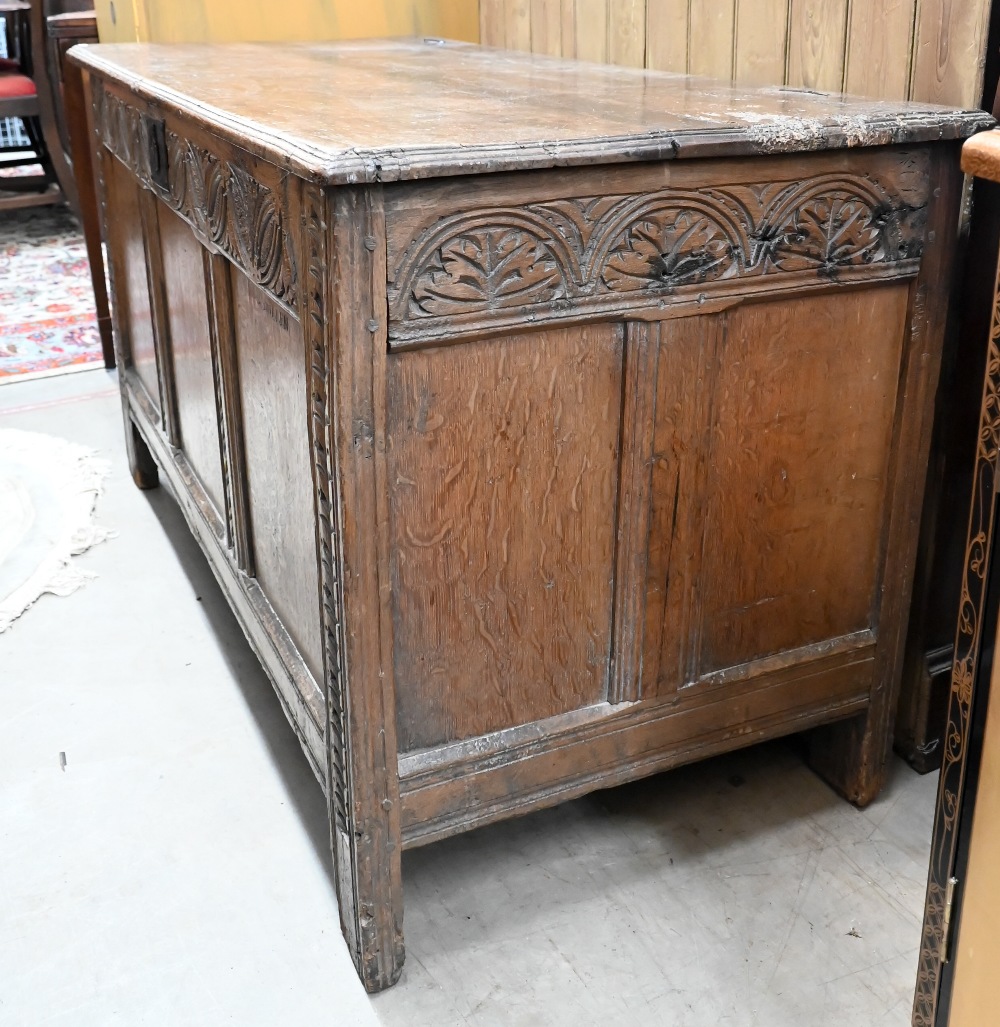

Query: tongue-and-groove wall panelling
[[94, 1, 479, 45], [480, 0, 991, 106]]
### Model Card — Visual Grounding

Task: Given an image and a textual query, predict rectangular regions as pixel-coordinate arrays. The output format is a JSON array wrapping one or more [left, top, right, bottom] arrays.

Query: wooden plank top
[[70, 37, 994, 185]]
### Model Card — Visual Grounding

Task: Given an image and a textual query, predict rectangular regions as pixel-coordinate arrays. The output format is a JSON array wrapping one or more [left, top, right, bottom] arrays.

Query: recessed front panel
[[158, 203, 225, 521], [231, 270, 322, 684], [388, 324, 623, 751], [696, 286, 906, 673], [106, 156, 159, 412]]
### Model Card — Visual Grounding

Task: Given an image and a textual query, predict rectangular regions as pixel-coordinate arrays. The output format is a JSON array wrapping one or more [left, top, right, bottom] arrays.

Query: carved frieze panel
[[388, 171, 927, 342], [94, 85, 297, 309]]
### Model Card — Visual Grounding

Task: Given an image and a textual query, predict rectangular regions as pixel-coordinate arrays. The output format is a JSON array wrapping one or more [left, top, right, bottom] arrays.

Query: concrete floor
[[1, 369, 935, 1026]]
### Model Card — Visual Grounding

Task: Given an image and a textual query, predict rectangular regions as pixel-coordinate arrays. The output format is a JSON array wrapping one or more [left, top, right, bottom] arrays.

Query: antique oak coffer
[[70, 39, 990, 991]]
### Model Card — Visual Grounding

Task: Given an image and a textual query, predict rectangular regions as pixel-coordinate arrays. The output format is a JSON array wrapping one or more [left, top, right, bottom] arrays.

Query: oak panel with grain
[[911, 0, 992, 108], [157, 202, 226, 525], [106, 156, 159, 415], [505, 0, 531, 51], [388, 323, 622, 750], [399, 644, 874, 846], [73, 40, 989, 185], [231, 271, 324, 685], [573, 0, 609, 62], [96, 0, 479, 46], [609, 0, 645, 68], [529, 0, 561, 55], [695, 286, 908, 674], [644, 0, 687, 73]]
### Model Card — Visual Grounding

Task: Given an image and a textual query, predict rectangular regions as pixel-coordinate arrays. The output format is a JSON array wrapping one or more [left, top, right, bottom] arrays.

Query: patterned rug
[[0, 205, 104, 384]]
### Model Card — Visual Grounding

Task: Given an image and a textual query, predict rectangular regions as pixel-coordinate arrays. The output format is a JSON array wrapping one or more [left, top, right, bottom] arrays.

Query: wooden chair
[[0, 0, 62, 209], [26, 0, 95, 216], [49, 7, 114, 366], [0, 1, 113, 366]]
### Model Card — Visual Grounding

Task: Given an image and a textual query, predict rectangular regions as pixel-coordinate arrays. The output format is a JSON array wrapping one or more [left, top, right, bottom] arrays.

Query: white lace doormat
[[0, 429, 115, 633]]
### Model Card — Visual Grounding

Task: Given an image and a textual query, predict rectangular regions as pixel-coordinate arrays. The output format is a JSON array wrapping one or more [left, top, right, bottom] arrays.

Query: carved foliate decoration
[[389, 173, 927, 339], [95, 86, 297, 309], [912, 249, 1000, 1027], [413, 225, 566, 316], [602, 206, 739, 291]]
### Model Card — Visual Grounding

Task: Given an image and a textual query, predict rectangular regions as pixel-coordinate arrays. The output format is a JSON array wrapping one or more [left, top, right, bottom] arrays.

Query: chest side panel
[[92, 78, 327, 763]]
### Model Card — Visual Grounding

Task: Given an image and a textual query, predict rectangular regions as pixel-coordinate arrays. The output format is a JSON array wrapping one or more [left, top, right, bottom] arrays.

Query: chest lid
[[71, 37, 993, 185]]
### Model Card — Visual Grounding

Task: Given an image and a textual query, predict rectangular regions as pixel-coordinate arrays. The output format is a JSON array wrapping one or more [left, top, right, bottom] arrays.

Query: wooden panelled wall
[[94, 0, 478, 45], [480, 0, 991, 106]]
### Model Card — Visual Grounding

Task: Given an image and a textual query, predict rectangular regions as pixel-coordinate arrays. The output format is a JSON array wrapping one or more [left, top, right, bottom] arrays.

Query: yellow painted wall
[[95, 0, 479, 45]]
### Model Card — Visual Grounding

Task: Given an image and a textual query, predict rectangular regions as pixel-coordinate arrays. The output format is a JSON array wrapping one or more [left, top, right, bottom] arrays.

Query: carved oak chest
[[70, 38, 990, 991]]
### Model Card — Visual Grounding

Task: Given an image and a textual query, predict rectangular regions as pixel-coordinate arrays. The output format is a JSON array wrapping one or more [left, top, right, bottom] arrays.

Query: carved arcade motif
[[95, 86, 297, 309], [389, 173, 927, 338]]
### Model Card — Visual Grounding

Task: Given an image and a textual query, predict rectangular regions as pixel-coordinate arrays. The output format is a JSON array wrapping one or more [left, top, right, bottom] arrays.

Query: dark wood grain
[[60, 56, 115, 368], [399, 643, 874, 848]]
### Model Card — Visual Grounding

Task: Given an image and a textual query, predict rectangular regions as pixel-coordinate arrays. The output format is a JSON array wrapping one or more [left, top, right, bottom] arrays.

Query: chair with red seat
[[0, 0, 66, 211]]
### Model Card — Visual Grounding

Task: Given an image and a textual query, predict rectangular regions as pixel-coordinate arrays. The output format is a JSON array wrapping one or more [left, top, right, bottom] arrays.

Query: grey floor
[[1, 369, 935, 1027]]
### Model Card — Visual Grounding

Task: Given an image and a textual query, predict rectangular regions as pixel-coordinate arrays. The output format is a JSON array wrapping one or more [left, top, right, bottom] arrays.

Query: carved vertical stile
[[302, 183, 355, 931], [304, 182, 404, 991]]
